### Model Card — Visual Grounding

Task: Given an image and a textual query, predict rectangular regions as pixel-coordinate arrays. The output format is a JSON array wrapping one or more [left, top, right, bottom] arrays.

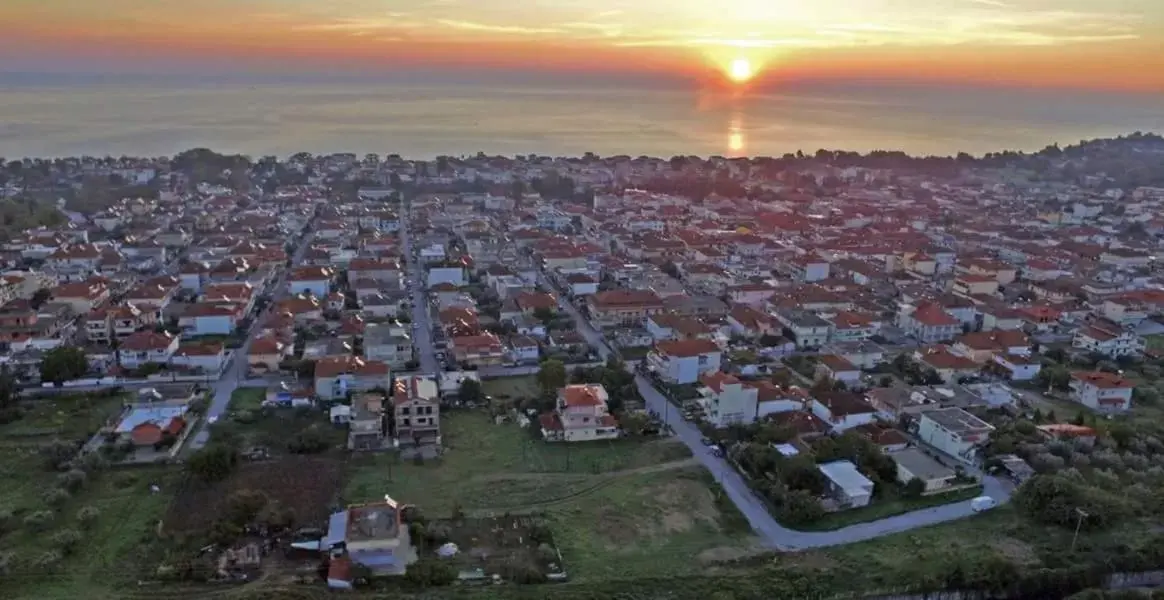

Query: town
[[1, 135, 1164, 599]]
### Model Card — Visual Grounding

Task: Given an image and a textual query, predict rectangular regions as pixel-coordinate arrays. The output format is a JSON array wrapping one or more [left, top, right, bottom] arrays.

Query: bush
[[50, 528, 83, 554], [497, 557, 548, 584], [233, 409, 257, 424], [0, 551, 13, 576], [42, 487, 71, 507], [903, 477, 927, 499], [76, 505, 101, 527], [287, 425, 331, 454], [76, 451, 110, 474], [0, 406, 24, 424], [39, 440, 77, 471], [776, 490, 825, 526], [403, 558, 457, 587], [187, 444, 239, 482], [57, 469, 88, 492], [23, 510, 55, 531]]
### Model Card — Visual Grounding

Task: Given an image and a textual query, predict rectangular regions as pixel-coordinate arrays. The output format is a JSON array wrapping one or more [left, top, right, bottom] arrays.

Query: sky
[[2, 0, 1163, 93]]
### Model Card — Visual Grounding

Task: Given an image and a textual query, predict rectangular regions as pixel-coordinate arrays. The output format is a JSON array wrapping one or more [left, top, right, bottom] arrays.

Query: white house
[[773, 309, 831, 349], [696, 371, 759, 427], [1069, 371, 1134, 413], [818, 460, 874, 508], [1072, 320, 1144, 358], [287, 266, 334, 297], [539, 384, 619, 442], [117, 330, 181, 369], [810, 391, 878, 432], [647, 339, 722, 384], [992, 353, 1042, 381], [896, 302, 961, 343], [169, 342, 226, 373], [917, 407, 994, 463]]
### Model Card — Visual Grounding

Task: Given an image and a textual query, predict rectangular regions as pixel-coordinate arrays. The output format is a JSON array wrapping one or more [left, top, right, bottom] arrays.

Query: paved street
[[541, 273, 1013, 550], [188, 228, 316, 450], [400, 198, 439, 375]]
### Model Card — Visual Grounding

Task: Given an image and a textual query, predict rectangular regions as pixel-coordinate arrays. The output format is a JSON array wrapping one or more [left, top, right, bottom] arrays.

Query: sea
[[1, 73, 1163, 160]]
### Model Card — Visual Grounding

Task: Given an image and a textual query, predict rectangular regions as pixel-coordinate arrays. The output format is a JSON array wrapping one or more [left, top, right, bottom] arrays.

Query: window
[[401, 407, 410, 415], [402, 418, 410, 426]]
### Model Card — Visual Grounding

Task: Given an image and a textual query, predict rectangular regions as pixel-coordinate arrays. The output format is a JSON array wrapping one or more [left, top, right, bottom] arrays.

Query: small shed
[[818, 460, 875, 508]]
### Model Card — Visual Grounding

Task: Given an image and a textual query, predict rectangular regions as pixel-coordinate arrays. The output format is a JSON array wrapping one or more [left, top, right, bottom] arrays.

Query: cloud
[[964, 0, 1009, 7], [435, 19, 563, 35], [292, 18, 425, 33]]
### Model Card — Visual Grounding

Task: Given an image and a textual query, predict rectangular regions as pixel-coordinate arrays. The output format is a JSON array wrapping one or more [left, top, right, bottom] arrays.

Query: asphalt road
[[400, 200, 439, 375], [188, 228, 316, 450], [542, 273, 1013, 550]]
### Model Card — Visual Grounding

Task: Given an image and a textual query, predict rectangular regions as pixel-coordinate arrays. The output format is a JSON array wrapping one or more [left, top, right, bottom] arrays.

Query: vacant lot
[[163, 456, 345, 536], [481, 376, 539, 400], [344, 411, 751, 581], [210, 388, 346, 455], [0, 392, 180, 600], [345, 411, 692, 509]]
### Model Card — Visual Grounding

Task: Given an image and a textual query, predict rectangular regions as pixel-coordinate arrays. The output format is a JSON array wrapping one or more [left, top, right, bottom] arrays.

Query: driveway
[[542, 272, 1013, 549]]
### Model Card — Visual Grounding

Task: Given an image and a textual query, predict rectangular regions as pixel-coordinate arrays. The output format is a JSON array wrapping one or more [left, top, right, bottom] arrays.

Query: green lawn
[[227, 387, 265, 412], [0, 394, 180, 600], [797, 485, 984, 531]]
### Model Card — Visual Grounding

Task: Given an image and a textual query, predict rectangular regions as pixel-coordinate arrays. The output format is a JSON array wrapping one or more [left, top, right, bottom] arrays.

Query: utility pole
[[1070, 508, 1089, 553]]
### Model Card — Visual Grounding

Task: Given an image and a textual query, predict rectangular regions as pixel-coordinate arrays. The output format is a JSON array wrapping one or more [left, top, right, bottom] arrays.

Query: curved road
[[541, 273, 1013, 550]]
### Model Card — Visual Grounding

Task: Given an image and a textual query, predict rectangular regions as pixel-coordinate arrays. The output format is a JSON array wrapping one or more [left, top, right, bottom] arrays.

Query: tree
[[187, 444, 239, 482], [532, 307, 556, 325], [458, 378, 484, 404], [536, 358, 568, 394], [777, 490, 825, 525], [40, 346, 89, 385], [50, 529, 83, 555]]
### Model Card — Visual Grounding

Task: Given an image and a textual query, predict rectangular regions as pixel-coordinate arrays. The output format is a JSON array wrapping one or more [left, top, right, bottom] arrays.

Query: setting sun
[[728, 58, 755, 83]]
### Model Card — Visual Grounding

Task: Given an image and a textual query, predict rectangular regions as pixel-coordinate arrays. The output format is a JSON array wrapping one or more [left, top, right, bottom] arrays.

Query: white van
[[970, 496, 998, 513]]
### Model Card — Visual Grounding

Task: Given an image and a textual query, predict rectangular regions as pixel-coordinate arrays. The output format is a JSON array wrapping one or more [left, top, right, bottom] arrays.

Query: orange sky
[[3, 0, 1163, 92]]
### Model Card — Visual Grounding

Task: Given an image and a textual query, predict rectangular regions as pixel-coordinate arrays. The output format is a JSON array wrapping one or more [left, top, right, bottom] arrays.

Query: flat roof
[[345, 502, 399, 543], [920, 406, 994, 434], [818, 460, 874, 494], [892, 448, 955, 481]]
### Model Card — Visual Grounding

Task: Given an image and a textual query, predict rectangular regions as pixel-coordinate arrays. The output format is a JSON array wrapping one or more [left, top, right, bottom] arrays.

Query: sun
[[727, 58, 754, 83]]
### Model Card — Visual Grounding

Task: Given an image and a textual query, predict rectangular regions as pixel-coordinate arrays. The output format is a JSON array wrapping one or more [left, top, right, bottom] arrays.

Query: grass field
[[481, 376, 540, 400], [0, 393, 180, 600], [343, 411, 754, 581]]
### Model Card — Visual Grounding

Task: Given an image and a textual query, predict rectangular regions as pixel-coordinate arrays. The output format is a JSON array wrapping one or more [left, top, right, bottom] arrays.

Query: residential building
[[773, 309, 831, 349], [893, 448, 957, 493], [364, 322, 413, 369], [392, 375, 441, 446], [1069, 371, 1135, 413], [248, 334, 292, 375], [539, 384, 620, 442], [897, 302, 960, 343], [586, 289, 665, 328], [169, 341, 226, 373], [1073, 318, 1144, 358], [810, 391, 878, 432], [348, 393, 386, 451], [314, 356, 392, 401], [647, 338, 722, 384], [818, 460, 874, 508], [288, 266, 334, 297], [815, 354, 863, 387], [696, 371, 759, 427], [917, 407, 994, 463], [117, 330, 180, 369], [450, 333, 506, 367]]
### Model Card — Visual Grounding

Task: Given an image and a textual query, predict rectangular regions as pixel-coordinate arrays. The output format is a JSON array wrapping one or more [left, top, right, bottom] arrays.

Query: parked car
[[971, 496, 998, 512]]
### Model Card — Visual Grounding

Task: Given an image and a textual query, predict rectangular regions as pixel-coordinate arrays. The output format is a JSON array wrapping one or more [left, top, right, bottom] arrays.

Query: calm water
[[1, 77, 1163, 159]]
